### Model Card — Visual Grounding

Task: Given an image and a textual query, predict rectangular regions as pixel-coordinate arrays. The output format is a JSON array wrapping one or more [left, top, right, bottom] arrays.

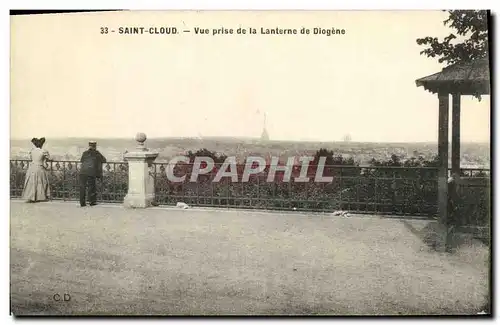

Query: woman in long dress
[[22, 137, 51, 202]]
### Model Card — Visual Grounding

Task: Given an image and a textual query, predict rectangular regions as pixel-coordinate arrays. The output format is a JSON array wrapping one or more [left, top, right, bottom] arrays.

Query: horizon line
[[9, 136, 490, 145]]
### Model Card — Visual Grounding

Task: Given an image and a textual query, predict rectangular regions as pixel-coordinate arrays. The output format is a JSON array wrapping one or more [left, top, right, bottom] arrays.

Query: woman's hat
[[31, 137, 46, 147]]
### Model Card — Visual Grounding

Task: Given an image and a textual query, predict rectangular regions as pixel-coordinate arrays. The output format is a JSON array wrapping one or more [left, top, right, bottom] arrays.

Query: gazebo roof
[[416, 58, 490, 95]]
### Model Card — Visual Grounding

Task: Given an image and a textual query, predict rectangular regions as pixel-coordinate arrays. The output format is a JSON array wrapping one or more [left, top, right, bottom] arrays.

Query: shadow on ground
[[400, 219, 491, 315], [400, 219, 490, 253]]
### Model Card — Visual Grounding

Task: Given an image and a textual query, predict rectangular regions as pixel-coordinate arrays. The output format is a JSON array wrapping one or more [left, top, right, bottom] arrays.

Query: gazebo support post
[[451, 94, 461, 176], [437, 92, 449, 251], [416, 58, 490, 252]]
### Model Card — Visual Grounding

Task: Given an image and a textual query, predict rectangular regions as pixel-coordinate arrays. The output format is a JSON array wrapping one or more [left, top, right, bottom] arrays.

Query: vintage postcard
[[10, 10, 491, 316]]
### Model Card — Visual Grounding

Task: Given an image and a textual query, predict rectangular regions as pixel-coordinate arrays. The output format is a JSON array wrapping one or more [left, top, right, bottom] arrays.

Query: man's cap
[[89, 141, 97, 145]]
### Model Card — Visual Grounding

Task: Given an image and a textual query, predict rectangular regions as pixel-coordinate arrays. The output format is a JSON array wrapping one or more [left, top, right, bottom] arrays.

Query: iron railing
[[149, 162, 490, 221], [10, 159, 128, 203], [10, 159, 490, 225], [150, 163, 438, 215]]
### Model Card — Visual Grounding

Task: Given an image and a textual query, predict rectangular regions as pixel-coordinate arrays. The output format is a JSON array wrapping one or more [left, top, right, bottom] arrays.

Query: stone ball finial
[[135, 132, 147, 144], [135, 132, 147, 150]]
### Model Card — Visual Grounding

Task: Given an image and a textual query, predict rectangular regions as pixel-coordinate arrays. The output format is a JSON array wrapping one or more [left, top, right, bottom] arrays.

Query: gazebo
[[415, 58, 490, 247]]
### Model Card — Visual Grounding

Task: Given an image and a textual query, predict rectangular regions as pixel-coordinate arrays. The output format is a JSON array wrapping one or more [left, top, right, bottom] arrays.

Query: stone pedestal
[[123, 133, 159, 208]]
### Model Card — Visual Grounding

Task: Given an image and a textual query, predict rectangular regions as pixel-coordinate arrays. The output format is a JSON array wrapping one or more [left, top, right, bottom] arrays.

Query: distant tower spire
[[260, 112, 270, 141]]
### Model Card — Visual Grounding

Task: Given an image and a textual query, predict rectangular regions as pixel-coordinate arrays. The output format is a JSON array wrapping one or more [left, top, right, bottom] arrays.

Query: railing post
[[451, 93, 461, 176], [437, 92, 450, 251], [123, 133, 159, 208]]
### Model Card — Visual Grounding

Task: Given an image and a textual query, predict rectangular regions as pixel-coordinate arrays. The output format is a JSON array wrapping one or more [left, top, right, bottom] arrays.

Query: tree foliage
[[416, 10, 489, 65], [186, 148, 228, 164], [312, 148, 357, 166]]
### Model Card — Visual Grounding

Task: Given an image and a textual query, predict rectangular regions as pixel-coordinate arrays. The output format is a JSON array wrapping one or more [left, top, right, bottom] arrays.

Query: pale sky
[[10, 11, 490, 142]]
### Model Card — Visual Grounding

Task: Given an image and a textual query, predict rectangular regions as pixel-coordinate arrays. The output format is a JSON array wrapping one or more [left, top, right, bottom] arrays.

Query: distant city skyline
[[10, 11, 490, 143], [9, 135, 490, 144]]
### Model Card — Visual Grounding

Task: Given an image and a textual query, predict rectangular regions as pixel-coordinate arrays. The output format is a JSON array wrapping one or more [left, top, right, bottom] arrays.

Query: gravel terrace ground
[[10, 200, 489, 316]]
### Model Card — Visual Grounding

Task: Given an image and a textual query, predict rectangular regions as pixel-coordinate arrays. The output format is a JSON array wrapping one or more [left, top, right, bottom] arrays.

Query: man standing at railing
[[79, 141, 107, 207]]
